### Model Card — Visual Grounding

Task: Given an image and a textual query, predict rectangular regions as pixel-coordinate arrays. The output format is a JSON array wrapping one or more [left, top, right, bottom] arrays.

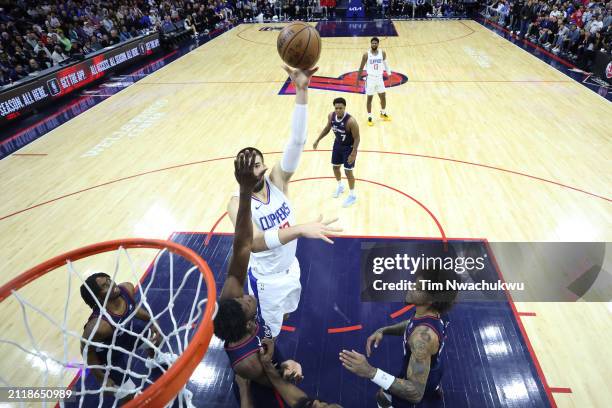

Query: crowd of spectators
[[485, 0, 611, 69], [0, 0, 239, 86], [3, 0, 610, 86], [0, 0, 470, 87], [387, 0, 468, 18]]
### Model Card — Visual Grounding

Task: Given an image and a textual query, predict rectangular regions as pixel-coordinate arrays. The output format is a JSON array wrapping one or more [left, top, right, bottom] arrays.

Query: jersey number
[[373, 63, 378, 70]]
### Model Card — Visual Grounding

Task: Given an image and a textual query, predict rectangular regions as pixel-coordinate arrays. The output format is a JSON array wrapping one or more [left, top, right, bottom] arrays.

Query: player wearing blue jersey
[[339, 266, 459, 407], [313, 97, 361, 207], [80, 273, 163, 401]]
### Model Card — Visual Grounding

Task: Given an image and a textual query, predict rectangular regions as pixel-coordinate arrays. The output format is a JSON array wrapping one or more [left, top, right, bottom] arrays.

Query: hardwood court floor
[[0, 20, 610, 407]]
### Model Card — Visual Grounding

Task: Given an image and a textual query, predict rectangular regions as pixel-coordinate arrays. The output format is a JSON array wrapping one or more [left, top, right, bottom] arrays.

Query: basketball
[[277, 22, 321, 69]]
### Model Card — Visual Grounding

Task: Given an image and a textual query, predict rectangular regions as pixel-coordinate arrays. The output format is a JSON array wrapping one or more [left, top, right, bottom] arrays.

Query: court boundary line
[[485, 239, 557, 407], [2, 148, 609, 223], [236, 20, 476, 49]]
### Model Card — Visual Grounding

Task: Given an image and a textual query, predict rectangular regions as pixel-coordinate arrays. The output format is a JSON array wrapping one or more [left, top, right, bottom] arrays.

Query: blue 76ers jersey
[[86, 286, 141, 361], [225, 316, 273, 368], [332, 112, 354, 146]]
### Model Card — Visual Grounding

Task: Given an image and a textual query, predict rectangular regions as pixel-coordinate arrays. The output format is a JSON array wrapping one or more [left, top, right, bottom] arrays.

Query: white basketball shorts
[[247, 257, 301, 337], [365, 76, 386, 95]]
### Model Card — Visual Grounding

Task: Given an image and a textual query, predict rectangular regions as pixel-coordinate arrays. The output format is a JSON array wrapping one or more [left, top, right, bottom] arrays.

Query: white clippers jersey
[[237, 175, 297, 277], [366, 49, 384, 79]]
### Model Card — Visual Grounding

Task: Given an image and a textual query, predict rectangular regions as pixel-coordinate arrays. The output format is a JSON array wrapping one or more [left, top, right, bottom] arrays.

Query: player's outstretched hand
[[280, 360, 304, 383], [235, 149, 264, 192], [282, 65, 319, 90], [339, 349, 376, 379], [300, 215, 342, 244], [366, 329, 384, 357]]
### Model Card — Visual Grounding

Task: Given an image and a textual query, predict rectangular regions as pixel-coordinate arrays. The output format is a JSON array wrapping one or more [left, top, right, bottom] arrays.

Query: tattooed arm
[[340, 326, 439, 404], [387, 325, 439, 403]]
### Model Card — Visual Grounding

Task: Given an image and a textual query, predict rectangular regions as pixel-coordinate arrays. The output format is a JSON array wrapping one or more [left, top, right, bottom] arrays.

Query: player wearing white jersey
[[355, 37, 392, 127], [226, 66, 341, 337]]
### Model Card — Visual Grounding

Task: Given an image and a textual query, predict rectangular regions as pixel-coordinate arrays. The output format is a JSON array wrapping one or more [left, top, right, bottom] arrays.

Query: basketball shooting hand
[[366, 330, 384, 357], [300, 215, 343, 244], [235, 150, 265, 192], [339, 350, 376, 379], [282, 65, 319, 90]]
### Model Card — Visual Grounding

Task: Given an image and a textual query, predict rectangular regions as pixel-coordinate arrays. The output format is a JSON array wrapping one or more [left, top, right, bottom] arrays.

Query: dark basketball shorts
[[331, 142, 355, 170]]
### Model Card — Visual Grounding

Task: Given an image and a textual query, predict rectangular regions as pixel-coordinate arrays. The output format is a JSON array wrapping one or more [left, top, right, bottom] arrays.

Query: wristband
[[372, 368, 395, 390], [264, 229, 282, 249]]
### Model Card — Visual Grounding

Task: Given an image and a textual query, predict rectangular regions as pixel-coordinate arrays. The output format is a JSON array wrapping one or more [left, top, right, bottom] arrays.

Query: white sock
[[337, 180, 342, 186], [350, 189, 355, 197], [381, 109, 386, 115]]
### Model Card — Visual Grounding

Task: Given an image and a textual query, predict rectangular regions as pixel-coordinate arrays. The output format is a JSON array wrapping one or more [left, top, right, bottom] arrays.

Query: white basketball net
[[0, 246, 216, 408]]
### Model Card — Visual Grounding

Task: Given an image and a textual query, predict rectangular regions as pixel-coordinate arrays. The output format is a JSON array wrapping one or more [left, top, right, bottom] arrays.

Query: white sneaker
[[332, 184, 345, 198], [342, 195, 357, 207]]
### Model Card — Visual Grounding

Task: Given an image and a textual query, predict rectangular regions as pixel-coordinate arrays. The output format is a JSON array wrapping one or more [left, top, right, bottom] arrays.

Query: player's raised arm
[[270, 65, 318, 192], [355, 52, 367, 88], [313, 112, 334, 150], [220, 150, 260, 300]]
